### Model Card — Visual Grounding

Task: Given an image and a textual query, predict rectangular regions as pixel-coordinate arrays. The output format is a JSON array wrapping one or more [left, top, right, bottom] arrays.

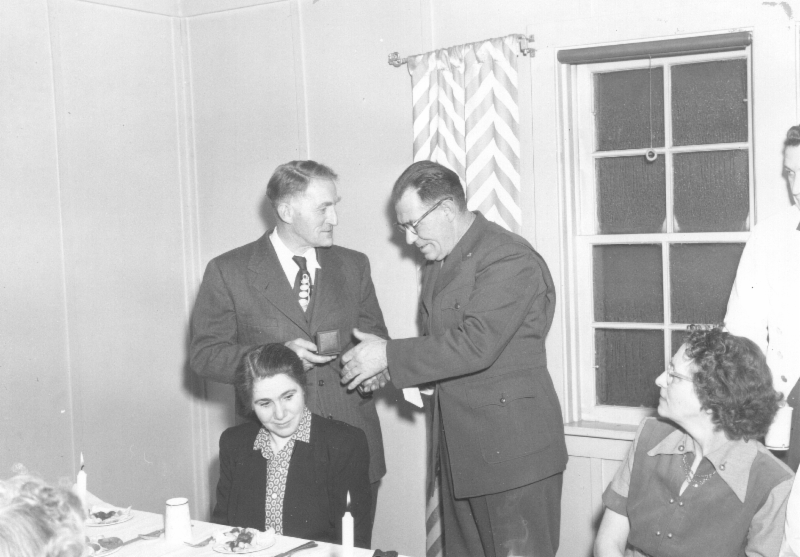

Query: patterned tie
[[292, 256, 312, 312]]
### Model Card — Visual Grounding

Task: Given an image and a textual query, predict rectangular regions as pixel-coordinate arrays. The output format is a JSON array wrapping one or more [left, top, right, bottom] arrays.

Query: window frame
[[559, 45, 754, 426]]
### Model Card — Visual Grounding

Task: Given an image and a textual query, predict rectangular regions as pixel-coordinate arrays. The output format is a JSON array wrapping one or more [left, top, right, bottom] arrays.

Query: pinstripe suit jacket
[[189, 233, 388, 482]]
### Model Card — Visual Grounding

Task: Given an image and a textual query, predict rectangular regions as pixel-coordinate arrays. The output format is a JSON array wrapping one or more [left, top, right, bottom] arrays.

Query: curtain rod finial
[[388, 52, 407, 67], [518, 35, 535, 57]]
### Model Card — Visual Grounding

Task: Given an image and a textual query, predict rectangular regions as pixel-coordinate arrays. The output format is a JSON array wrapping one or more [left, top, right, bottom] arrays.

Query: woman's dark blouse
[[603, 418, 793, 557], [212, 413, 372, 548]]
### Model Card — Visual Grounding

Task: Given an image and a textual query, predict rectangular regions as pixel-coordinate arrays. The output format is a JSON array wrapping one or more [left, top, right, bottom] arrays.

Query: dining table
[[87, 509, 392, 557]]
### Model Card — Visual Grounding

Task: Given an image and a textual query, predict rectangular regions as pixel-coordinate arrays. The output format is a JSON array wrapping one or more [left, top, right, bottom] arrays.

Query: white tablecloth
[[88, 510, 379, 557]]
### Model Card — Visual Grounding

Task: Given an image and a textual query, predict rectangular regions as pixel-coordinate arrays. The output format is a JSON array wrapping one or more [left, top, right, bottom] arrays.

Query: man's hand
[[284, 338, 336, 371], [340, 328, 388, 390], [358, 370, 392, 394]]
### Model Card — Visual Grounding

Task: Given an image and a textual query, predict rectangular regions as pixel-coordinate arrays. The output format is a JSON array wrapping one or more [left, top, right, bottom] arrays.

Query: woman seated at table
[[594, 326, 794, 557], [212, 343, 372, 548], [0, 474, 85, 557]]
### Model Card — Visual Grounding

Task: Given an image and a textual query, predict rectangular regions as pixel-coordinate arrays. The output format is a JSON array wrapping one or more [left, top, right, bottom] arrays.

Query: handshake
[[284, 328, 390, 394]]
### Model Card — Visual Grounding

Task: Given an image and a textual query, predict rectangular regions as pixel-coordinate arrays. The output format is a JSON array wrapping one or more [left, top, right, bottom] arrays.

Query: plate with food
[[86, 505, 133, 527], [83, 536, 123, 556], [211, 527, 276, 554]]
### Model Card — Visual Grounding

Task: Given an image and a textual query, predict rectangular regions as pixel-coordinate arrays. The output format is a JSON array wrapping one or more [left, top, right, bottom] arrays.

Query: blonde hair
[[0, 475, 86, 557]]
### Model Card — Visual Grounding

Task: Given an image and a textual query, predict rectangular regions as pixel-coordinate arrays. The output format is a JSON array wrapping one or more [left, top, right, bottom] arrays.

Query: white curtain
[[408, 35, 522, 232]]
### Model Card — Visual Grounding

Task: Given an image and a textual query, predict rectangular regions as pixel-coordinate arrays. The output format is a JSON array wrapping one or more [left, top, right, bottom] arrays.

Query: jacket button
[[719, 463, 725, 471], [678, 445, 684, 452], [783, 376, 789, 383], [318, 379, 325, 386], [679, 501, 684, 506], [500, 394, 507, 404], [455, 302, 461, 310], [667, 533, 673, 539], [656, 531, 661, 536], [669, 498, 674, 504]]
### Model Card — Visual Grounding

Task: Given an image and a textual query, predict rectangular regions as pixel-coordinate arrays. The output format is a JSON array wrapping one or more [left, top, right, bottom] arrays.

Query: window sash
[[564, 46, 753, 426]]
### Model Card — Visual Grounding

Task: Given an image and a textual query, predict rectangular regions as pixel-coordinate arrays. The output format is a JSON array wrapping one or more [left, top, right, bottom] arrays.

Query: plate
[[86, 509, 133, 527], [212, 537, 277, 554]]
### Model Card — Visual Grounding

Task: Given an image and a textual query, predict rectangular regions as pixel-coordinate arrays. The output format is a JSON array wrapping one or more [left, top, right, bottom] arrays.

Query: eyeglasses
[[395, 197, 452, 236], [665, 370, 694, 385]]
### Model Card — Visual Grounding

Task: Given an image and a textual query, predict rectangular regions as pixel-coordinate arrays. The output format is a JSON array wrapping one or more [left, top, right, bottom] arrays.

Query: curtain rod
[[388, 34, 534, 67]]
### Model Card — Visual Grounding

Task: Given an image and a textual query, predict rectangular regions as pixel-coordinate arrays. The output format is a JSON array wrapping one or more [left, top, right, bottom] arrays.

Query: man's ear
[[442, 198, 458, 221], [276, 201, 293, 224]]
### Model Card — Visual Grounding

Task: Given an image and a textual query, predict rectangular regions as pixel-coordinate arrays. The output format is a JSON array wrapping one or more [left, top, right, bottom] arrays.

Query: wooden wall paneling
[[53, 0, 199, 513], [0, 0, 75, 484]]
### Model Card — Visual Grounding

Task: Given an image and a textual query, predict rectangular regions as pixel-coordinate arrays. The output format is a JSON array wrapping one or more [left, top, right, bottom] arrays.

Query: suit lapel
[[419, 259, 438, 331], [309, 247, 344, 332], [248, 234, 310, 334], [432, 212, 484, 300]]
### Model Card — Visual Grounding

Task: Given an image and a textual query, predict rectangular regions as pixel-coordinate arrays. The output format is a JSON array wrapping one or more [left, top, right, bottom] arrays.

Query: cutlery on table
[[120, 528, 164, 547], [184, 535, 215, 548], [273, 540, 318, 557]]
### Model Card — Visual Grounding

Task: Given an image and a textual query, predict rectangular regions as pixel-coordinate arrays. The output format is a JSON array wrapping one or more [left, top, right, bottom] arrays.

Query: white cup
[[765, 405, 794, 450], [164, 497, 192, 544]]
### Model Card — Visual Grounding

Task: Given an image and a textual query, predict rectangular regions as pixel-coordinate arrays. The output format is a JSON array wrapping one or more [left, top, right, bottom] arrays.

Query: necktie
[[292, 256, 312, 312]]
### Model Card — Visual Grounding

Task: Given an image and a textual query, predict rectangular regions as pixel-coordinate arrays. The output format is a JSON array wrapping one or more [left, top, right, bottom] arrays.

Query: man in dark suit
[[342, 161, 568, 557], [189, 160, 389, 515]]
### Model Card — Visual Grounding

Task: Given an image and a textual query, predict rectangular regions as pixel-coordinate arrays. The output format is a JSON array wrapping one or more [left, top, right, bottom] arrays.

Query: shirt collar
[[270, 229, 321, 286], [253, 407, 313, 459], [647, 428, 757, 502]]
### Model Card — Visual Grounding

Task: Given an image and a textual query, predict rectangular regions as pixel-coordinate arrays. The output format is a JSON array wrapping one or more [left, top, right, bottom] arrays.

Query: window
[[558, 34, 752, 425]]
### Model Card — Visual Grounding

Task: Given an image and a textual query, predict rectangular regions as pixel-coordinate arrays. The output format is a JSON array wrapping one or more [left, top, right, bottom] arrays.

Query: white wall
[[2, 1, 799, 556]]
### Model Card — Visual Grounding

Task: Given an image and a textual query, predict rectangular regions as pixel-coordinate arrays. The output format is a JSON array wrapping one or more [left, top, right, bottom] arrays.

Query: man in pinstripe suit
[[189, 161, 389, 534]]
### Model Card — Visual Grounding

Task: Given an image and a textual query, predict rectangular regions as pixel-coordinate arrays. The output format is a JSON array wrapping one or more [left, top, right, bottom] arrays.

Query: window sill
[[564, 420, 637, 441]]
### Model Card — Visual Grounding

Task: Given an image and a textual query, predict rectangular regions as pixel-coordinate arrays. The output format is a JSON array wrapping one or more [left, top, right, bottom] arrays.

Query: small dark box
[[316, 329, 341, 355]]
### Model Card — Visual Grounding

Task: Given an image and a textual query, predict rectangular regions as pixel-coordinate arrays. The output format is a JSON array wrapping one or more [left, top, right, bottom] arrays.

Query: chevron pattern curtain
[[405, 35, 522, 557], [408, 35, 522, 232]]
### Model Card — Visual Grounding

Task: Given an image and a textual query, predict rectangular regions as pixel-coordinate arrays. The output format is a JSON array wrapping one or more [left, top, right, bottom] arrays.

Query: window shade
[[557, 32, 751, 65]]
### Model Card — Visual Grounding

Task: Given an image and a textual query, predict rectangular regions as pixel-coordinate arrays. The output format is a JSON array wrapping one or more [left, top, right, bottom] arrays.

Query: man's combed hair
[[390, 161, 468, 211], [785, 125, 800, 147], [235, 343, 307, 416], [0, 475, 85, 557], [266, 160, 338, 208], [684, 325, 781, 440]]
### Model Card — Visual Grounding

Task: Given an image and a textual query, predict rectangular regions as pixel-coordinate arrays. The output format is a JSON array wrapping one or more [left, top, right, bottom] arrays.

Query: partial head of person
[[266, 161, 340, 254], [236, 344, 308, 442], [391, 161, 472, 261], [0, 475, 86, 557], [783, 125, 800, 206], [655, 325, 781, 441]]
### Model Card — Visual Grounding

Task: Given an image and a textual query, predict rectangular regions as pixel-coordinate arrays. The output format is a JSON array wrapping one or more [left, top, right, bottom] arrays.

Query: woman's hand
[[594, 508, 629, 557]]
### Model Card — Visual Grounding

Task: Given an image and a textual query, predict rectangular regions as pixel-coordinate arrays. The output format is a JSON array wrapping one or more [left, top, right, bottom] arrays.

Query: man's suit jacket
[[211, 414, 372, 548], [189, 233, 388, 482], [386, 212, 568, 498]]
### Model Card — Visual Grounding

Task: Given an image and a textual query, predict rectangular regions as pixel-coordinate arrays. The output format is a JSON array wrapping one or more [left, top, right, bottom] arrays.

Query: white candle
[[342, 491, 354, 557], [76, 453, 87, 511]]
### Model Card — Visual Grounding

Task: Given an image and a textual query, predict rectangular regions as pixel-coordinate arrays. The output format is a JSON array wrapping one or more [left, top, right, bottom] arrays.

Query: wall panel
[[53, 0, 198, 513]]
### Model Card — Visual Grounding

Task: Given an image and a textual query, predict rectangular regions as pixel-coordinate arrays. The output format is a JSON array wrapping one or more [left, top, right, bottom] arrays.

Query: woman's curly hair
[[0, 474, 86, 557], [684, 325, 782, 440]]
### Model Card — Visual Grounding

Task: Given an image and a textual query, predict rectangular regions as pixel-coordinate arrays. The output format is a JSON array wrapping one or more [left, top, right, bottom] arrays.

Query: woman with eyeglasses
[[594, 326, 793, 557]]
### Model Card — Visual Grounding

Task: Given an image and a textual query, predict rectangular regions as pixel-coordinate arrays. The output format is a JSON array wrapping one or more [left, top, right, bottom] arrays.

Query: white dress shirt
[[725, 203, 800, 399], [269, 229, 321, 289]]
